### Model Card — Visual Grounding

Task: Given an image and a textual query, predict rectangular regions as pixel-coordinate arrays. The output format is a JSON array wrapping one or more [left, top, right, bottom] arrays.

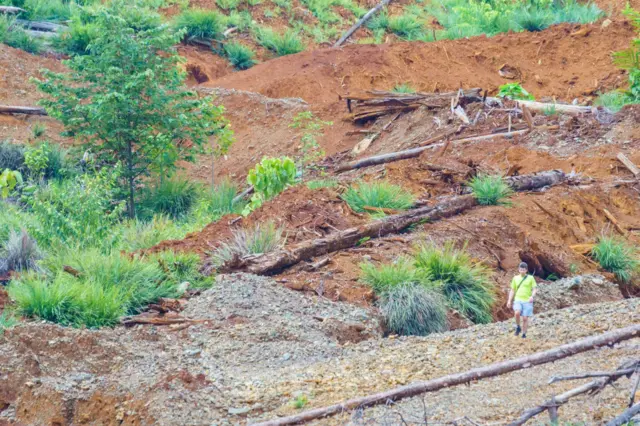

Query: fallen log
[[0, 6, 25, 14], [515, 100, 596, 115], [251, 324, 640, 426], [334, 0, 391, 47], [232, 185, 254, 204], [16, 19, 67, 32], [0, 105, 47, 116], [617, 153, 640, 179], [222, 171, 565, 275], [605, 403, 640, 426], [335, 129, 530, 173]]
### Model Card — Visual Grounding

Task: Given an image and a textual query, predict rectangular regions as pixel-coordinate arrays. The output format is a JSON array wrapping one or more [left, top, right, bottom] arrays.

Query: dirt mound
[[2, 296, 635, 425], [208, 21, 635, 107], [535, 274, 622, 312]]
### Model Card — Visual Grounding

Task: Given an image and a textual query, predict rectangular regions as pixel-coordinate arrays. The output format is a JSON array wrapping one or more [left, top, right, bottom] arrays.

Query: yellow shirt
[[511, 274, 537, 302]]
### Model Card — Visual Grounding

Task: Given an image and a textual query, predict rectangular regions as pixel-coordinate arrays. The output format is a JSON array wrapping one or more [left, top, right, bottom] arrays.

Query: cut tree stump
[[221, 171, 566, 276], [0, 105, 47, 116], [252, 324, 640, 426]]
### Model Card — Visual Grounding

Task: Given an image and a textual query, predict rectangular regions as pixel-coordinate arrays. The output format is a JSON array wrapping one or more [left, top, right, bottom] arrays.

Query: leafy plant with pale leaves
[[0, 169, 23, 199], [243, 157, 297, 215]]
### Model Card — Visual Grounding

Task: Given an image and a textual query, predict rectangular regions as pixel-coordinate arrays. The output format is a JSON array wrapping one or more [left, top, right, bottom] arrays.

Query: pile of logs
[[343, 88, 483, 123], [0, 6, 68, 39]]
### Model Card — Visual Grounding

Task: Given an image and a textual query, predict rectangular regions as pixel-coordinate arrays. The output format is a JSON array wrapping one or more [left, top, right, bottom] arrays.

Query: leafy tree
[[33, 2, 233, 218]]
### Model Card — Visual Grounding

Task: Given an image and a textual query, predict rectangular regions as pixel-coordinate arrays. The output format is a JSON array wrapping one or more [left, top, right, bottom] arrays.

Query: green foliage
[[306, 178, 338, 190], [379, 284, 448, 336], [0, 169, 23, 198], [117, 215, 184, 251], [611, 7, 640, 108], [216, 0, 240, 10], [0, 229, 43, 274], [15, 0, 73, 21], [211, 221, 283, 267], [0, 310, 18, 334], [139, 177, 199, 220], [244, 156, 297, 214], [224, 42, 257, 70], [543, 104, 559, 117], [52, 18, 99, 56], [0, 141, 26, 174], [497, 82, 535, 100], [34, 3, 233, 217], [392, 83, 416, 94], [292, 395, 309, 409], [289, 111, 331, 169], [3, 24, 42, 54], [206, 178, 241, 216], [148, 250, 213, 289], [414, 242, 495, 324], [592, 236, 639, 282], [468, 174, 513, 206], [341, 181, 415, 214], [24, 144, 49, 181], [27, 168, 125, 250], [366, 10, 389, 32], [31, 122, 46, 139], [173, 8, 226, 39], [255, 27, 305, 56], [360, 257, 424, 293], [513, 7, 554, 31], [388, 14, 424, 40], [595, 90, 631, 113]]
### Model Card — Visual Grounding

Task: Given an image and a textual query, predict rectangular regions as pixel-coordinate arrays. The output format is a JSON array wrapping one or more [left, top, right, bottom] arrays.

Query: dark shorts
[[513, 301, 534, 317]]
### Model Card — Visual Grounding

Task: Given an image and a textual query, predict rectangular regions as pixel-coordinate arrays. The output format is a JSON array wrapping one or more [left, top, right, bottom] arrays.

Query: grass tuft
[[306, 178, 339, 190], [173, 9, 226, 40], [0, 310, 18, 334], [341, 181, 415, 214], [139, 177, 199, 220], [379, 284, 448, 336], [392, 83, 416, 94], [388, 14, 424, 40], [468, 174, 513, 206], [211, 221, 283, 267], [360, 257, 424, 293], [224, 42, 258, 70], [592, 236, 639, 282], [255, 27, 305, 56], [0, 229, 43, 275]]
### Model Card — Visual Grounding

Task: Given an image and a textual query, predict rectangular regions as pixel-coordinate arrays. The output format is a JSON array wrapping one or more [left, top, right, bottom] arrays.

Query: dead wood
[[602, 208, 630, 238], [362, 205, 401, 215], [232, 185, 254, 204], [252, 324, 640, 426], [16, 19, 66, 32], [630, 365, 640, 408], [605, 403, 640, 426], [62, 265, 82, 278], [0, 6, 24, 13], [515, 100, 596, 115], [221, 171, 566, 276], [0, 105, 47, 116], [334, 0, 391, 47], [617, 153, 640, 179]]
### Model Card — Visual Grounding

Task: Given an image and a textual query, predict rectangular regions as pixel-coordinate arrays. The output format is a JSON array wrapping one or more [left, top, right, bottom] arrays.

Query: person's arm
[[507, 289, 514, 308], [529, 278, 538, 303]]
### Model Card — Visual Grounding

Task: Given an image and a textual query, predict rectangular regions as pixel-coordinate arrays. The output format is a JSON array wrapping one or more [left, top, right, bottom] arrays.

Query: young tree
[[33, 3, 233, 218]]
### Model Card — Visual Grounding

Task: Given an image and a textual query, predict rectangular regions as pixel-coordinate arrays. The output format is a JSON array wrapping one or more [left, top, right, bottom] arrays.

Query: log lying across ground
[[515, 100, 597, 115], [252, 324, 640, 426], [0, 105, 47, 116], [333, 0, 391, 47], [222, 170, 566, 275], [0, 6, 25, 14]]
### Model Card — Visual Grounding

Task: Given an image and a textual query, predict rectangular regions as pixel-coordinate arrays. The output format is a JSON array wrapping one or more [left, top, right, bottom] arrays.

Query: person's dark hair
[[518, 262, 528, 270]]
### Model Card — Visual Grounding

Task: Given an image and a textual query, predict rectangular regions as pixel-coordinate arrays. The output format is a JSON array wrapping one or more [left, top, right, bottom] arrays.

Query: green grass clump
[[217, 0, 240, 10], [0, 229, 43, 275], [4, 26, 43, 54], [0, 141, 26, 174], [255, 27, 305, 56], [388, 14, 424, 40], [0, 310, 18, 334], [513, 8, 554, 32], [414, 242, 495, 324], [595, 91, 633, 113], [149, 250, 214, 289], [139, 177, 200, 220], [592, 236, 639, 282], [379, 284, 448, 336], [392, 83, 416, 94], [468, 174, 513, 206], [173, 9, 226, 40], [204, 178, 242, 216], [306, 179, 339, 190], [118, 215, 185, 252], [211, 221, 283, 267], [224, 42, 257, 70], [360, 257, 424, 293], [341, 181, 415, 214]]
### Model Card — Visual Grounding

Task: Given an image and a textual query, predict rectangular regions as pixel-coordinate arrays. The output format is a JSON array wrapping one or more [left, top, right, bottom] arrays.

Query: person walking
[[506, 262, 537, 338]]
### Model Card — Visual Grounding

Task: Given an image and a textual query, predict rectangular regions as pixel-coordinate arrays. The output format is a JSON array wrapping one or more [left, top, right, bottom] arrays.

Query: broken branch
[[334, 0, 391, 47], [0, 105, 47, 116]]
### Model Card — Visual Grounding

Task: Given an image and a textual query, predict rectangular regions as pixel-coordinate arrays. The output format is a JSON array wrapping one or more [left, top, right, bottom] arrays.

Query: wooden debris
[[148, 298, 186, 314], [453, 105, 470, 124], [362, 205, 401, 215], [351, 112, 400, 155], [602, 208, 629, 238], [121, 312, 208, 327], [0, 6, 25, 13], [333, 0, 391, 47], [606, 403, 640, 426], [516, 100, 596, 115], [253, 325, 640, 426], [522, 104, 534, 130], [63, 265, 82, 278], [305, 257, 331, 271], [616, 153, 640, 178], [232, 185, 254, 204], [569, 244, 595, 255], [343, 89, 482, 123], [220, 171, 566, 275], [16, 19, 67, 32], [0, 105, 47, 116]]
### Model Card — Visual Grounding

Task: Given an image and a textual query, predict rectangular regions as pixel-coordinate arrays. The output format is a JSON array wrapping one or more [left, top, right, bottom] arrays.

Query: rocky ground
[[1, 273, 638, 425]]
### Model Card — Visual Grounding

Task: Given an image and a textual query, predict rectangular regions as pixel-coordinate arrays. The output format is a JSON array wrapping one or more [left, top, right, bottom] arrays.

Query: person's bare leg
[[515, 311, 521, 328], [522, 317, 529, 335]]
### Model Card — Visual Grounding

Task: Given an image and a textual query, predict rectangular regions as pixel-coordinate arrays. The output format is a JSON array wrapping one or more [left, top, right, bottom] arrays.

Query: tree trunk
[[252, 324, 640, 426], [0, 105, 47, 116], [605, 403, 640, 426], [126, 140, 136, 219], [333, 0, 391, 47], [0, 6, 25, 14], [221, 171, 566, 275]]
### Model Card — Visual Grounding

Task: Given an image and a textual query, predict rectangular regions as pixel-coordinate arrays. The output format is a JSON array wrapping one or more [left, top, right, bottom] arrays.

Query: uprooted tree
[[32, 1, 233, 218]]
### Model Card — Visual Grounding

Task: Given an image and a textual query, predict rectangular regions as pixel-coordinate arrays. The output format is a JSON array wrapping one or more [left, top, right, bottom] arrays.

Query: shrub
[[8, 273, 76, 325], [139, 177, 199, 220], [379, 284, 448, 336], [468, 174, 513, 206], [392, 83, 416, 94], [4, 26, 42, 54], [595, 91, 631, 113], [244, 156, 297, 214], [173, 9, 226, 40], [306, 178, 338, 190], [255, 27, 305, 56], [0, 229, 43, 274], [341, 181, 415, 214], [118, 215, 184, 252], [592, 236, 639, 282], [360, 257, 424, 293], [53, 20, 99, 55], [0, 141, 26, 174], [224, 42, 257, 70], [149, 250, 213, 289], [31, 123, 46, 139], [388, 14, 424, 40], [0, 169, 23, 199], [497, 83, 534, 101], [366, 10, 388, 33], [211, 221, 283, 266], [19, 0, 72, 21], [414, 242, 495, 324]]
